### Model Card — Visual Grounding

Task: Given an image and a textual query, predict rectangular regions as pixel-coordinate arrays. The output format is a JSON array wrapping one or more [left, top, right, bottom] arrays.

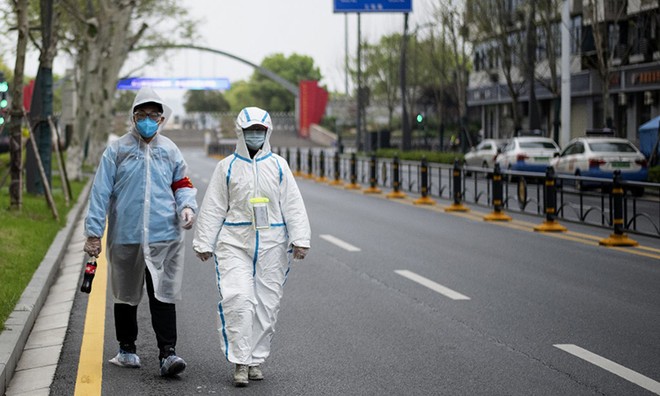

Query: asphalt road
[[51, 148, 660, 395]]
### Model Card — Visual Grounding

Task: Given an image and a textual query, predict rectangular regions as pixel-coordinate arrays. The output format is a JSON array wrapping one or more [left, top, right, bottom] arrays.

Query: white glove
[[196, 251, 212, 262], [181, 208, 194, 230], [292, 245, 309, 261]]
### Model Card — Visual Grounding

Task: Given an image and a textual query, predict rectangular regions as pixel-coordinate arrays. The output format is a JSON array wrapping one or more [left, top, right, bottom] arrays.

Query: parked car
[[464, 139, 506, 168], [550, 135, 648, 195], [495, 136, 560, 173]]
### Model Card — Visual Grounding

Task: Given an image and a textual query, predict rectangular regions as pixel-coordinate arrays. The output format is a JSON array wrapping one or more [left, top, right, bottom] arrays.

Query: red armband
[[171, 177, 194, 193]]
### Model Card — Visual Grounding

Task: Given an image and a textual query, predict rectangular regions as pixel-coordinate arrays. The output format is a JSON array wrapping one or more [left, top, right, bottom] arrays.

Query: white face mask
[[244, 130, 266, 150]]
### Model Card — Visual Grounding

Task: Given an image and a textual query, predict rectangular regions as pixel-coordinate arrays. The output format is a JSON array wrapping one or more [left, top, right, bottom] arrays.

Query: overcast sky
[[18, 0, 437, 116]]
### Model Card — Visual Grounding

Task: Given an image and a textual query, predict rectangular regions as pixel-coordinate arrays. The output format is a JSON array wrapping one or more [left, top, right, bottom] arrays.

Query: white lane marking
[[319, 234, 361, 252], [395, 270, 471, 300], [554, 344, 660, 395]]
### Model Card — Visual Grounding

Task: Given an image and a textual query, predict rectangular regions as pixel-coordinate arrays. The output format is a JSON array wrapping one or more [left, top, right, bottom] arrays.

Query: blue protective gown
[[85, 87, 197, 304]]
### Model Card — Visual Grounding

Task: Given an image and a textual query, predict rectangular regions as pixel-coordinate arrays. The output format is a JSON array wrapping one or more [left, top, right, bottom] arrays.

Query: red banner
[[298, 80, 328, 138], [23, 80, 35, 112]]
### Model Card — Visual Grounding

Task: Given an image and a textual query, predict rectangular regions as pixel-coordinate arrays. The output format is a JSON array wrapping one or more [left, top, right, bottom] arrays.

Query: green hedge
[[372, 149, 464, 165], [649, 166, 660, 183]]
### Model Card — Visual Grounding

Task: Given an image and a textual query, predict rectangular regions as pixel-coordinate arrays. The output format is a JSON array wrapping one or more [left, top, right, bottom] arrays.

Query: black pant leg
[[114, 303, 138, 353], [145, 268, 177, 359]]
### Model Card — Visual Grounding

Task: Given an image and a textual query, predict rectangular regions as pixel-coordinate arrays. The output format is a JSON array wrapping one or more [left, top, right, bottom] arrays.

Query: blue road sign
[[117, 77, 231, 91], [333, 0, 412, 13]]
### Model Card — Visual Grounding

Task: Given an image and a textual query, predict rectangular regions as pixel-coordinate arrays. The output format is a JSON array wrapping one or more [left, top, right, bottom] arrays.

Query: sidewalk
[[0, 181, 91, 396]]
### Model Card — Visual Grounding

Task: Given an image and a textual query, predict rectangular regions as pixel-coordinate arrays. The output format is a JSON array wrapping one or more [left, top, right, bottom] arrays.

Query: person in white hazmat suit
[[83, 86, 197, 377], [193, 106, 311, 387]]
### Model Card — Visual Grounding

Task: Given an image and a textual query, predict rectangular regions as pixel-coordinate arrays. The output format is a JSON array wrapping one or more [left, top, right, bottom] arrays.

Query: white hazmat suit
[[193, 107, 311, 366]]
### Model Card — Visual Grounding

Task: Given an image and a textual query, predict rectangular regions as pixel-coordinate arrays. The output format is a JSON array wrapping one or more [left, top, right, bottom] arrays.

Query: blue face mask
[[136, 118, 159, 139], [244, 130, 266, 150]]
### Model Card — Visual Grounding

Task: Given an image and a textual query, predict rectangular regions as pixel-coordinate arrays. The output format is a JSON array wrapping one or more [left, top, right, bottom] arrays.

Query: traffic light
[[416, 113, 423, 123]]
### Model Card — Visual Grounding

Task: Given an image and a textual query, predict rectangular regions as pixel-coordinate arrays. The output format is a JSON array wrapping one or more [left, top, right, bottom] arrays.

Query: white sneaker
[[109, 349, 141, 368], [234, 364, 249, 387], [248, 365, 264, 380]]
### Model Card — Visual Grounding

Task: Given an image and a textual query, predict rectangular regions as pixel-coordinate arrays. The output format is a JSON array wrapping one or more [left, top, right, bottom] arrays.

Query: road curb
[[0, 178, 92, 396]]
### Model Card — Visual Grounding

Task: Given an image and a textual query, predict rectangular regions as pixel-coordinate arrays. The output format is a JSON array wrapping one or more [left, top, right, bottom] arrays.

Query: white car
[[550, 136, 648, 195], [495, 136, 560, 173], [464, 139, 505, 168]]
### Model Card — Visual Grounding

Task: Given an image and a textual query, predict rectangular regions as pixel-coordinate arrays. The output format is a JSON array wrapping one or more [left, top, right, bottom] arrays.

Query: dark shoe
[[160, 354, 186, 377], [248, 365, 263, 380], [234, 364, 249, 387]]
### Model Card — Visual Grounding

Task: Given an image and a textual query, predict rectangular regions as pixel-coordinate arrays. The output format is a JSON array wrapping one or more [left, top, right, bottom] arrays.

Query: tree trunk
[[26, 0, 59, 194], [66, 1, 142, 179], [9, 0, 29, 210]]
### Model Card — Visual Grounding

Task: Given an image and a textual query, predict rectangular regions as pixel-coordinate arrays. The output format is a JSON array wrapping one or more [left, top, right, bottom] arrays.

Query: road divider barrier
[[364, 154, 382, 194], [269, 147, 657, 241], [386, 155, 406, 199], [484, 163, 512, 221], [445, 159, 468, 211], [599, 171, 639, 246], [414, 157, 435, 205], [316, 150, 328, 183], [345, 153, 361, 190], [534, 166, 567, 232]]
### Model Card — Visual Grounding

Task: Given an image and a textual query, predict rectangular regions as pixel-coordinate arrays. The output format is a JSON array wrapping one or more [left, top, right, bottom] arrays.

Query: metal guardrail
[[215, 145, 660, 239]]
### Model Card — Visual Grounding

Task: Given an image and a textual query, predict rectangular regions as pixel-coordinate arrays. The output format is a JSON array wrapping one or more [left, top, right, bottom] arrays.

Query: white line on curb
[[395, 270, 471, 300], [319, 234, 361, 252], [554, 344, 660, 395]]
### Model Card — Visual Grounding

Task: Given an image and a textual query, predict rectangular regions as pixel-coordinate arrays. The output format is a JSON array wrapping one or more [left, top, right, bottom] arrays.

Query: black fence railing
[[211, 144, 660, 239]]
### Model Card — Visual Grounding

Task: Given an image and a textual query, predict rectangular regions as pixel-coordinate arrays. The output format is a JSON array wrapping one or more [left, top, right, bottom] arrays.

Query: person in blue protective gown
[[192, 106, 311, 387], [83, 86, 198, 377]]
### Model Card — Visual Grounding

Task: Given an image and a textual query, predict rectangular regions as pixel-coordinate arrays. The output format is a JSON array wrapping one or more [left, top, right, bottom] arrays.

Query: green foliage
[[649, 166, 660, 183], [225, 80, 256, 113], [249, 53, 322, 112], [374, 148, 463, 164], [183, 90, 230, 113], [0, 152, 87, 329]]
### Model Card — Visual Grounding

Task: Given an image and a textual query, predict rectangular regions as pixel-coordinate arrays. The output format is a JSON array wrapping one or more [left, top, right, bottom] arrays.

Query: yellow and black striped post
[[484, 163, 511, 221], [534, 166, 567, 231], [445, 159, 468, 211], [306, 149, 315, 179], [329, 150, 343, 186], [294, 148, 303, 177], [345, 152, 361, 190], [316, 150, 329, 183], [413, 157, 435, 205], [386, 155, 406, 199], [600, 170, 638, 246], [364, 154, 382, 194]]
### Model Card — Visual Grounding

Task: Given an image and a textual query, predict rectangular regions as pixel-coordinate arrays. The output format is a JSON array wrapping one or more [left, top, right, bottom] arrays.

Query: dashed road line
[[554, 344, 660, 395], [395, 270, 471, 300], [319, 234, 361, 252]]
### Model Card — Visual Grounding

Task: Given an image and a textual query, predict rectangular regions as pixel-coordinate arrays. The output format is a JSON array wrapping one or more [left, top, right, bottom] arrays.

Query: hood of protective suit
[[130, 86, 172, 136], [235, 106, 272, 157]]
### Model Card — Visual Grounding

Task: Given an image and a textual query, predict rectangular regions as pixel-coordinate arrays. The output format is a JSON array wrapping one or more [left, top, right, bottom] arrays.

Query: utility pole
[[560, 0, 572, 147], [356, 13, 363, 152], [527, 1, 541, 131], [400, 12, 411, 151]]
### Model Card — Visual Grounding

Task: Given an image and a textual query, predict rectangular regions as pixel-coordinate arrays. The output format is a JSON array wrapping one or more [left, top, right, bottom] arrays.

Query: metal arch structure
[[133, 44, 299, 98]]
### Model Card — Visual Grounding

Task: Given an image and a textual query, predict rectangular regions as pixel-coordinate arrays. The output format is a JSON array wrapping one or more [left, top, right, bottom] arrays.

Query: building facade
[[467, 0, 660, 146]]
